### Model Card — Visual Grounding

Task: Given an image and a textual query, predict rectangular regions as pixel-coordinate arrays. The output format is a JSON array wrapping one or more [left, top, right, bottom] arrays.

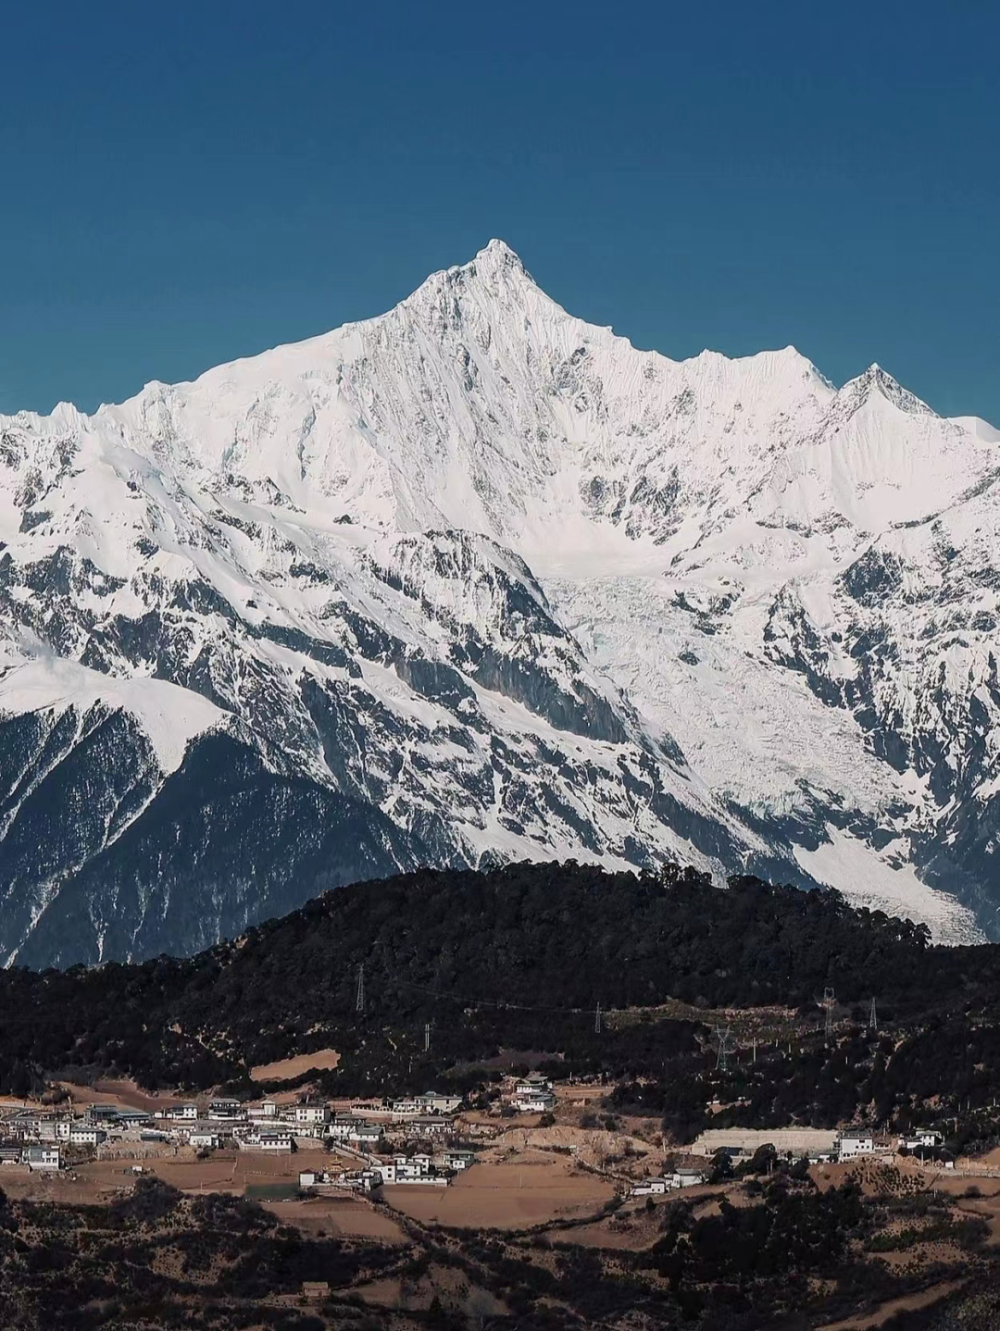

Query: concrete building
[[208, 1100, 244, 1121], [670, 1168, 706, 1189], [238, 1128, 294, 1152], [295, 1102, 330, 1126], [837, 1131, 876, 1161], [69, 1126, 106, 1146], [190, 1131, 223, 1150], [899, 1129, 944, 1151], [631, 1177, 669, 1196], [25, 1145, 61, 1171]]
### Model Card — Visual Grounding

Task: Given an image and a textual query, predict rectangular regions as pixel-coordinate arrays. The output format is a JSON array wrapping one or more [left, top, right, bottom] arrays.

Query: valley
[[0, 864, 999, 1326]]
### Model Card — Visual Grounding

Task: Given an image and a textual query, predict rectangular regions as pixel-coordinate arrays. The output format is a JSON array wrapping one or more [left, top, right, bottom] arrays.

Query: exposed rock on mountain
[[1, 240, 996, 962]]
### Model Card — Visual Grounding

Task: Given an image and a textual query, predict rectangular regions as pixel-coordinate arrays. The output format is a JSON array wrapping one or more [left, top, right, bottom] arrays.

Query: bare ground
[[383, 1153, 614, 1230], [250, 1049, 340, 1082]]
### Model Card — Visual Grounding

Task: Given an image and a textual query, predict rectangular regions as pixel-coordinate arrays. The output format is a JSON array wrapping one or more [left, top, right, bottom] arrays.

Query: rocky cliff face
[[0, 240, 996, 963]]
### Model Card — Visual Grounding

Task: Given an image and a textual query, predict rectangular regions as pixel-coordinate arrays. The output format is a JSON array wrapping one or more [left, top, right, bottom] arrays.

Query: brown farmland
[[383, 1153, 614, 1229]]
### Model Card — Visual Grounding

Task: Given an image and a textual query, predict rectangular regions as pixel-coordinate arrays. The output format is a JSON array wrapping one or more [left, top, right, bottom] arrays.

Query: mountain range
[[2, 239, 998, 965]]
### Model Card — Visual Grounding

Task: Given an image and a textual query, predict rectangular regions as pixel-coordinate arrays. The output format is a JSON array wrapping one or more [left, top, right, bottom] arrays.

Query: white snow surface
[[1, 239, 997, 944]]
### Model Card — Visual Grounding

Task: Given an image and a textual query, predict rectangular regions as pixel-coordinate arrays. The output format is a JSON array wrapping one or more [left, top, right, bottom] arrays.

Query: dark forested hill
[[1, 861, 999, 1101]]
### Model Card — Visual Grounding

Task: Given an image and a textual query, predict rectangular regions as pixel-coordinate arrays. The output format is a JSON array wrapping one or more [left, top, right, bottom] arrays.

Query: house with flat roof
[[69, 1126, 106, 1146], [631, 1177, 669, 1196], [190, 1130, 223, 1150], [208, 1100, 245, 1121], [238, 1127, 294, 1152], [24, 1145, 61, 1171], [837, 1131, 876, 1160], [899, 1128, 944, 1151]]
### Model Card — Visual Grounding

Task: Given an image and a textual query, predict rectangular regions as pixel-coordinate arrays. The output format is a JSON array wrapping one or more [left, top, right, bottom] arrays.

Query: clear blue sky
[[2, 0, 997, 423]]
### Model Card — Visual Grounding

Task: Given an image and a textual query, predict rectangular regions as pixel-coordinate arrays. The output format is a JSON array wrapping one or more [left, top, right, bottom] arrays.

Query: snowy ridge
[[0, 240, 996, 963]]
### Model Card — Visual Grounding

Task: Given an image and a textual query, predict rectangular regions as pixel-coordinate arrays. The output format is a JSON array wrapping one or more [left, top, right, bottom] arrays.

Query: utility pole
[[594, 1002, 602, 1035], [869, 997, 878, 1032], [356, 963, 365, 1015]]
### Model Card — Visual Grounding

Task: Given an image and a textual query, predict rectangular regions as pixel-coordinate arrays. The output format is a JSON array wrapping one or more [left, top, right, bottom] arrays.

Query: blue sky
[[1, 0, 997, 422]]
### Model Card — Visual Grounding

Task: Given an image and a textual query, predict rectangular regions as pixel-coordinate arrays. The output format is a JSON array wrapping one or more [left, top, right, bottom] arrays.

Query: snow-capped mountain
[[1, 240, 997, 965]]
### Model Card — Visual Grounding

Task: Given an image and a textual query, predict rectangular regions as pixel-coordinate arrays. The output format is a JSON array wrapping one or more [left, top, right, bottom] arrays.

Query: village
[[0, 1067, 961, 1204]]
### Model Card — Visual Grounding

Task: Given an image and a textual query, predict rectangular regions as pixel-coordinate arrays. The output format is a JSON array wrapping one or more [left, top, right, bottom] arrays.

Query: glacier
[[0, 238, 997, 964]]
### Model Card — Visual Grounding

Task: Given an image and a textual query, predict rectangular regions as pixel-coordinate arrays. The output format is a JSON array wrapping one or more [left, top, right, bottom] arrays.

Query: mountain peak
[[839, 363, 935, 417], [473, 238, 525, 270], [397, 239, 536, 319], [453, 238, 534, 289]]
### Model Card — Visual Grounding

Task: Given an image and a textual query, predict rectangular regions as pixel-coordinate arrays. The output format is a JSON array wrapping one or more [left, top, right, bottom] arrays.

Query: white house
[[170, 1104, 199, 1121], [441, 1149, 475, 1171], [208, 1100, 244, 1121], [402, 1116, 452, 1138], [238, 1128, 294, 1152], [417, 1092, 462, 1115], [327, 1116, 362, 1141], [631, 1177, 669, 1196], [69, 1126, 106, 1146], [670, 1168, 706, 1189], [24, 1145, 61, 1171], [393, 1158, 428, 1181], [190, 1131, 223, 1150], [295, 1103, 330, 1126], [349, 1122, 382, 1147], [899, 1129, 943, 1151], [512, 1088, 557, 1113], [259, 1129, 294, 1152], [515, 1074, 552, 1094], [511, 1074, 556, 1112], [837, 1131, 875, 1160]]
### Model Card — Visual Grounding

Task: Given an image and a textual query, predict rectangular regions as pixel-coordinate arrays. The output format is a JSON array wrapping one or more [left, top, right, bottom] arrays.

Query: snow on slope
[[0, 239, 996, 961]]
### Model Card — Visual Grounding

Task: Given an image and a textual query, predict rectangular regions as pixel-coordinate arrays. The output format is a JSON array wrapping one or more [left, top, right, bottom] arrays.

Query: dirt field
[[250, 1049, 340, 1082], [0, 1158, 143, 1205], [383, 1152, 614, 1229], [147, 1144, 328, 1194], [552, 1083, 608, 1104], [53, 1080, 175, 1112], [264, 1196, 408, 1242]]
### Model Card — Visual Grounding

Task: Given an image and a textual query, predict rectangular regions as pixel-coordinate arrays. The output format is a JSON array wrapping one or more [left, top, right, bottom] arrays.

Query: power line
[[386, 976, 598, 1015]]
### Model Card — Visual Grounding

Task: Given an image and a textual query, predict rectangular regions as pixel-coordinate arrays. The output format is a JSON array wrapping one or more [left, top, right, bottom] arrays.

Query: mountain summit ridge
[[0, 244, 997, 965]]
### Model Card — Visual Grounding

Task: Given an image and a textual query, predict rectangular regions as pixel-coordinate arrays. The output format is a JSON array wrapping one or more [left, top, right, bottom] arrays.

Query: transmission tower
[[822, 987, 836, 1040], [355, 963, 366, 1015], [868, 997, 878, 1032], [714, 1027, 735, 1072], [424, 1021, 431, 1053], [594, 1001, 603, 1035]]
